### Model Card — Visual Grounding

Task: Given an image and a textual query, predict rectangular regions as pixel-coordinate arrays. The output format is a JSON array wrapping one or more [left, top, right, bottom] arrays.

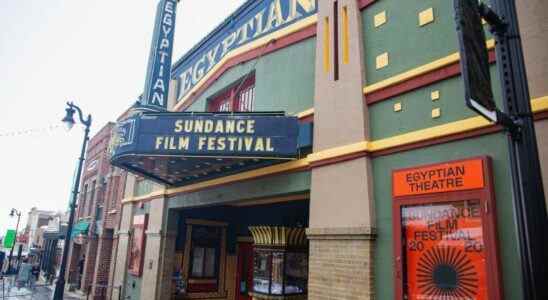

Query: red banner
[[402, 200, 487, 300]]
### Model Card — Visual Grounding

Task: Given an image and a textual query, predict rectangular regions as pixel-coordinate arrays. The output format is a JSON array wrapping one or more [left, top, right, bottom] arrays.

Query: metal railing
[[0, 274, 52, 299]]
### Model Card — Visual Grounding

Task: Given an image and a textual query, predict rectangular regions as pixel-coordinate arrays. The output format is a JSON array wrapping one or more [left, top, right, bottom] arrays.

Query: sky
[[0, 0, 246, 236]]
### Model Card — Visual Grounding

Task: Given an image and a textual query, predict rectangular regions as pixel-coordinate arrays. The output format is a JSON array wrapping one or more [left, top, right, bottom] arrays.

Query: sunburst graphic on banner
[[416, 246, 478, 299]]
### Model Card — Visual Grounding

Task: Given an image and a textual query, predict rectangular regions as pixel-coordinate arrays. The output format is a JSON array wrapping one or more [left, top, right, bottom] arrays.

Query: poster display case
[[128, 214, 148, 277], [249, 227, 308, 300], [392, 157, 502, 300]]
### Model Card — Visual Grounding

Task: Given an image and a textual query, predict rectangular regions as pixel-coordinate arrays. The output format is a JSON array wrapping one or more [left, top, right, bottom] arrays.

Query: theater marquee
[[110, 112, 305, 186]]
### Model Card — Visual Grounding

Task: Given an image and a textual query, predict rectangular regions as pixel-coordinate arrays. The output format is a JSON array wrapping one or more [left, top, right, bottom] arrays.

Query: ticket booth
[[392, 157, 503, 300]]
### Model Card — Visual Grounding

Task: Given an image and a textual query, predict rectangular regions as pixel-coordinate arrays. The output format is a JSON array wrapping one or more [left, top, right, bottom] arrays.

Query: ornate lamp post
[[6, 208, 21, 274], [53, 102, 92, 300]]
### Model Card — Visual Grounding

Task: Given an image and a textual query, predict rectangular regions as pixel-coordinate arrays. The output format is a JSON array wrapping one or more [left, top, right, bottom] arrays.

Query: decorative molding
[[306, 227, 377, 240], [374, 11, 387, 28], [174, 15, 318, 111], [228, 193, 309, 207], [120, 96, 548, 206], [358, 0, 377, 10], [376, 52, 389, 69], [364, 39, 495, 96], [186, 219, 228, 227], [418, 8, 435, 26], [431, 108, 441, 118], [366, 50, 496, 104], [145, 230, 162, 237], [249, 226, 307, 246], [431, 90, 440, 101]]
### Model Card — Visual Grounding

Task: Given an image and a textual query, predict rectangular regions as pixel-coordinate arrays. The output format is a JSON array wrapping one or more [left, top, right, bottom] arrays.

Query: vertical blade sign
[[142, 0, 178, 110]]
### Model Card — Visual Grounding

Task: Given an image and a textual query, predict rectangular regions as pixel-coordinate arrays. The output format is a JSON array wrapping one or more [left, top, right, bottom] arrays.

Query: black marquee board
[[454, 0, 498, 122]]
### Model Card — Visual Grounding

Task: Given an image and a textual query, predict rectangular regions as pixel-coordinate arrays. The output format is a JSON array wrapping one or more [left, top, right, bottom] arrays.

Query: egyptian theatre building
[[109, 0, 548, 300]]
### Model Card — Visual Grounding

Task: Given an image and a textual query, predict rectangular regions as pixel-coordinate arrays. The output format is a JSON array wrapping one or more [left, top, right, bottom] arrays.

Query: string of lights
[[0, 124, 64, 137]]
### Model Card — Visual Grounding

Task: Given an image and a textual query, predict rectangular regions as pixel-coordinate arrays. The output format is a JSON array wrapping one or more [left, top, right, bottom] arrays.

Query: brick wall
[[67, 243, 82, 285], [308, 237, 375, 300], [81, 237, 99, 293], [92, 232, 114, 300], [107, 237, 119, 300]]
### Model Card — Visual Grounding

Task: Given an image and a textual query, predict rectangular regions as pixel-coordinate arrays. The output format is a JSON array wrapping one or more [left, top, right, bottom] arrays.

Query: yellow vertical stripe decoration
[[323, 17, 331, 73], [342, 6, 350, 64]]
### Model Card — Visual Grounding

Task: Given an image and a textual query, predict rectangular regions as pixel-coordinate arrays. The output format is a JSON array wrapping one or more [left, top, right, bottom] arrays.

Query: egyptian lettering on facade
[[176, 0, 316, 100]]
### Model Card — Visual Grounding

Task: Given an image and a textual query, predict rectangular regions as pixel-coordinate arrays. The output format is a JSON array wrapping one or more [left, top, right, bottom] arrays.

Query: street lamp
[[6, 208, 21, 274], [53, 102, 92, 300]]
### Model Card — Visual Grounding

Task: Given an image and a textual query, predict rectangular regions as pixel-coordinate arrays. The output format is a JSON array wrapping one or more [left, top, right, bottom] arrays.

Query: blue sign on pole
[[142, 0, 178, 110]]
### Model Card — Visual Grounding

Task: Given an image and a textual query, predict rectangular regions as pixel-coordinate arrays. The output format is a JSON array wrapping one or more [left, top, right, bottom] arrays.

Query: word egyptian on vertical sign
[[142, 0, 178, 110], [174, 0, 317, 101]]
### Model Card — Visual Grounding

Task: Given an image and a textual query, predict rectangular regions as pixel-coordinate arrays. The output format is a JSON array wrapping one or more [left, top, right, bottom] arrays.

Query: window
[[208, 75, 255, 112], [79, 184, 88, 218], [252, 249, 308, 295], [237, 85, 255, 112], [88, 180, 96, 216], [95, 206, 103, 221], [189, 226, 221, 279], [253, 251, 271, 294]]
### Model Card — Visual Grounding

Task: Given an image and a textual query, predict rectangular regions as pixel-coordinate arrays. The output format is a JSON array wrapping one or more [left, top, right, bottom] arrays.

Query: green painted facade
[[168, 171, 311, 209], [121, 1, 530, 299], [362, 0, 492, 85], [372, 133, 523, 300], [369, 66, 501, 140], [362, 2, 523, 298], [185, 37, 316, 115]]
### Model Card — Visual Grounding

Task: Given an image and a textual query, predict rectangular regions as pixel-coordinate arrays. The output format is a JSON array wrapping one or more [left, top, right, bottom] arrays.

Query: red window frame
[[207, 75, 255, 112], [391, 156, 503, 300]]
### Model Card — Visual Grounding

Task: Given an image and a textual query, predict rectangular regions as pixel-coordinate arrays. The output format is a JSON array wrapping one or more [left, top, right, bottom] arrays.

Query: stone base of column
[[306, 227, 376, 300]]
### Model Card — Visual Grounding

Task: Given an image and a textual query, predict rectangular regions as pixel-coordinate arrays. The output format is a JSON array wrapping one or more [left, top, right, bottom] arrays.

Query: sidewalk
[[0, 276, 83, 300]]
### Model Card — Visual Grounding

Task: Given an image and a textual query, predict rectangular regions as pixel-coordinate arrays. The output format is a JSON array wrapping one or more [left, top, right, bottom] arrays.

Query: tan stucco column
[[308, 0, 376, 299], [158, 209, 179, 300], [111, 203, 134, 300], [139, 195, 178, 300]]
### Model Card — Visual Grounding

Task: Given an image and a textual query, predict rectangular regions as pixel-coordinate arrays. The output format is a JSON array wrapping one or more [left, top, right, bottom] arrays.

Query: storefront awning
[[110, 112, 311, 186], [71, 221, 90, 238]]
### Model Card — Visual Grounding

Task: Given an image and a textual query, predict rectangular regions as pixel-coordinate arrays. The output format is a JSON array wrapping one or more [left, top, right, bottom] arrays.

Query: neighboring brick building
[[66, 122, 126, 299], [106, 0, 548, 300]]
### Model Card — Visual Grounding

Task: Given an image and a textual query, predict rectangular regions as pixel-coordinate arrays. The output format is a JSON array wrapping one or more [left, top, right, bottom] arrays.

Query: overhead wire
[[0, 124, 64, 138]]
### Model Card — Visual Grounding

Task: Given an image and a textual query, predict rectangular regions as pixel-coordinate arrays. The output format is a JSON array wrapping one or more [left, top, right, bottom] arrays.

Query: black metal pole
[[491, 0, 548, 299], [53, 103, 92, 300], [6, 211, 20, 274]]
